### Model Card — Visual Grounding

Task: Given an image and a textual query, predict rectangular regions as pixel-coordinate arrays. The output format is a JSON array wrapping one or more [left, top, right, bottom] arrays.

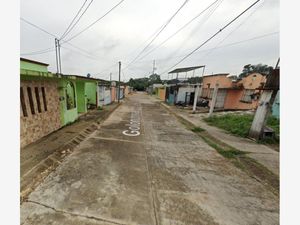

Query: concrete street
[[21, 93, 279, 225]]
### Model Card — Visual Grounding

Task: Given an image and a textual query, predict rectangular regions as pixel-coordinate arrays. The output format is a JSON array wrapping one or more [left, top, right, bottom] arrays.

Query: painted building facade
[[20, 58, 62, 148], [201, 73, 266, 110]]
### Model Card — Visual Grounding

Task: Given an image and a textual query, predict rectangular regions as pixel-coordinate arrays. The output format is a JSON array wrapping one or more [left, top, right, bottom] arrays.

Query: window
[[27, 87, 35, 115], [66, 81, 76, 110], [241, 89, 255, 103], [41, 87, 47, 111], [35, 87, 42, 113], [20, 87, 28, 117]]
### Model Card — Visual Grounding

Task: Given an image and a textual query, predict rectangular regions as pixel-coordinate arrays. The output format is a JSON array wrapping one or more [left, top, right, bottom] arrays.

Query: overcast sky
[[20, 0, 279, 81]]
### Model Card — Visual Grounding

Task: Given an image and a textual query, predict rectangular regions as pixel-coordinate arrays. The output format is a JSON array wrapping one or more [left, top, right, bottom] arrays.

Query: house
[[97, 80, 112, 106], [20, 58, 62, 148], [151, 83, 167, 101], [201, 73, 266, 110], [165, 83, 196, 105], [20, 58, 111, 147]]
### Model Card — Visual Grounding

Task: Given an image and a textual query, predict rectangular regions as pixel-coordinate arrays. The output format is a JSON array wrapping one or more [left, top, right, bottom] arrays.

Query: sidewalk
[[21, 102, 120, 202], [161, 103, 279, 176]]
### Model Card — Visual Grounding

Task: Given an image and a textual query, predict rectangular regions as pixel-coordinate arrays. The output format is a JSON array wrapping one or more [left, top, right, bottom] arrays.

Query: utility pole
[[110, 72, 112, 81], [118, 61, 121, 103], [55, 38, 62, 74], [55, 38, 59, 74], [208, 83, 219, 117], [152, 60, 156, 75], [58, 39, 62, 74], [248, 57, 280, 140]]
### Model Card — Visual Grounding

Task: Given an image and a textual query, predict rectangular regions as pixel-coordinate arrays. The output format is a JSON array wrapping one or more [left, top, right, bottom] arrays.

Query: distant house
[[201, 73, 266, 110], [165, 83, 197, 105]]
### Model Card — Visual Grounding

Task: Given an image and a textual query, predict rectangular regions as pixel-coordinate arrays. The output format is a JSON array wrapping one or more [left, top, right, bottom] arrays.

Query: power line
[[60, 0, 89, 40], [159, 0, 261, 75], [60, 0, 94, 40], [160, 0, 224, 64], [63, 0, 126, 43], [21, 17, 100, 59], [123, 0, 190, 71], [21, 48, 55, 56], [199, 0, 266, 60], [61, 46, 99, 61], [21, 47, 54, 55], [124, 31, 278, 65], [21, 17, 56, 38], [136, 0, 220, 62]]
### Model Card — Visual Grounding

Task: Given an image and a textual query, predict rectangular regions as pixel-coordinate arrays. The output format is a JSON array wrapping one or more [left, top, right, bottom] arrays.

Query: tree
[[239, 63, 273, 78], [148, 73, 161, 85]]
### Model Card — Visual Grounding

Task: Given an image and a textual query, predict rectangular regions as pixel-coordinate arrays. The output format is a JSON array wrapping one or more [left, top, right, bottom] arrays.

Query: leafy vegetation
[[191, 127, 205, 133], [203, 113, 279, 143], [239, 63, 273, 78]]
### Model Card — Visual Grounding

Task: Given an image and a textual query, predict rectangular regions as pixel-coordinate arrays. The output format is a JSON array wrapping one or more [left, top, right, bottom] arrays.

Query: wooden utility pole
[[208, 83, 219, 117], [118, 61, 121, 103]]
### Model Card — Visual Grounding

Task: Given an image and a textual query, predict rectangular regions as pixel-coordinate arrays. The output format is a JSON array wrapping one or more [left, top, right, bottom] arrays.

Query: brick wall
[[20, 79, 61, 148]]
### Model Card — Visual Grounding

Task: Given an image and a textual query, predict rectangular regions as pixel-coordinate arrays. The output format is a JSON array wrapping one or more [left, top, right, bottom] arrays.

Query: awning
[[168, 65, 205, 74]]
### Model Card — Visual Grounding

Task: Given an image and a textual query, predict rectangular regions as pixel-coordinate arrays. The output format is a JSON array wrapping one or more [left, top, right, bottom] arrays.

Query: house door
[[215, 89, 227, 108]]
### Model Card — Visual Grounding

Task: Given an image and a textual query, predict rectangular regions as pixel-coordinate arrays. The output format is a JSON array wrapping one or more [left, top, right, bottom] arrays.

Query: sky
[[20, 0, 279, 81]]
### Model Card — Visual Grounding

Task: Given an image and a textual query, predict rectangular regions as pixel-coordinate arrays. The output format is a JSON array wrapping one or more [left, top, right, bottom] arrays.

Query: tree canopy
[[239, 64, 273, 78]]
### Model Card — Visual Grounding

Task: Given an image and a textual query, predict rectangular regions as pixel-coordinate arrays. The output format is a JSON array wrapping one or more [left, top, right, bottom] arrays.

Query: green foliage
[[239, 63, 273, 78], [97, 106, 103, 110], [203, 114, 279, 142], [127, 73, 162, 91], [191, 127, 205, 133]]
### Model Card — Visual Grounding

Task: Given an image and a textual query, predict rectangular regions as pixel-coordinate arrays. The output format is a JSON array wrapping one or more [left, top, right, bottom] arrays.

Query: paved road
[[21, 93, 279, 225]]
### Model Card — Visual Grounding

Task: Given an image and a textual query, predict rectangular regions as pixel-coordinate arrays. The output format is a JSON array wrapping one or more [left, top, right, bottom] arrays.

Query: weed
[[203, 114, 279, 143], [191, 127, 205, 133]]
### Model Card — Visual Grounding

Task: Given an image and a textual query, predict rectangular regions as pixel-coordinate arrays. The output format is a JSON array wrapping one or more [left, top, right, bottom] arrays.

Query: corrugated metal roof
[[168, 65, 205, 74]]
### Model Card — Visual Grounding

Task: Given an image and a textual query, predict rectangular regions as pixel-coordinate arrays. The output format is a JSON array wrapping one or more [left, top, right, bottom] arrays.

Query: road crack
[[25, 200, 127, 225]]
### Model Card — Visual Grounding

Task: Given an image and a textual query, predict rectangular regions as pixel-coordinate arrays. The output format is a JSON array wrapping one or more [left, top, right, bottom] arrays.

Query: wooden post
[[208, 84, 219, 117]]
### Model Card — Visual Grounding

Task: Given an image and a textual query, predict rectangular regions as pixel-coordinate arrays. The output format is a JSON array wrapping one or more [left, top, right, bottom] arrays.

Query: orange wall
[[224, 89, 260, 110], [203, 73, 265, 110], [238, 73, 266, 89], [111, 87, 116, 102], [202, 74, 232, 89], [158, 88, 166, 101]]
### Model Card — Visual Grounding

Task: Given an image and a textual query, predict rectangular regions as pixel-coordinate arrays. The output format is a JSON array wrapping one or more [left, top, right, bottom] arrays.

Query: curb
[[21, 102, 122, 203]]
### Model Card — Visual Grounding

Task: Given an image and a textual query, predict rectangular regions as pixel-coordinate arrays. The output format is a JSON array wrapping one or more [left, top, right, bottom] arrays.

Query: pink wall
[[202, 74, 231, 89], [202, 73, 265, 110], [111, 87, 116, 102]]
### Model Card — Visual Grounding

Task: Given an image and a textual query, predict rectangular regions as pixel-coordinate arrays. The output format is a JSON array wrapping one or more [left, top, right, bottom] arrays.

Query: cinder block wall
[[20, 80, 61, 148]]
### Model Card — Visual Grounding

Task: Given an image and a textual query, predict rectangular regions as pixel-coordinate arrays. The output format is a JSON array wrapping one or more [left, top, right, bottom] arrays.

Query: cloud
[[21, 0, 279, 81]]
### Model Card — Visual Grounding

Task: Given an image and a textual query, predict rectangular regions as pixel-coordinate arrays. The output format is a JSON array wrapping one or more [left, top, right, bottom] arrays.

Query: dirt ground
[[21, 93, 279, 225]]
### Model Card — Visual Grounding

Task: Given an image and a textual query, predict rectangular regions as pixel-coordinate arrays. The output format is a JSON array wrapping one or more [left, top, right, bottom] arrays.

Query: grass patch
[[191, 127, 205, 133], [97, 106, 103, 110], [203, 113, 279, 143], [200, 134, 246, 159]]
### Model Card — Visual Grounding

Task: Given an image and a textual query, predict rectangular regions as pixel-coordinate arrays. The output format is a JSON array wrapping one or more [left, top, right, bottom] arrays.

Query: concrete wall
[[76, 81, 87, 113], [202, 74, 232, 89], [20, 60, 48, 73], [157, 87, 166, 101], [21, 79, 61, 148], [59, 80, 78, 126], [111, 86, 116, 102], [176, 86, 195, 103], [202, 73, 265, 110], [85, 82, 97, 105]]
